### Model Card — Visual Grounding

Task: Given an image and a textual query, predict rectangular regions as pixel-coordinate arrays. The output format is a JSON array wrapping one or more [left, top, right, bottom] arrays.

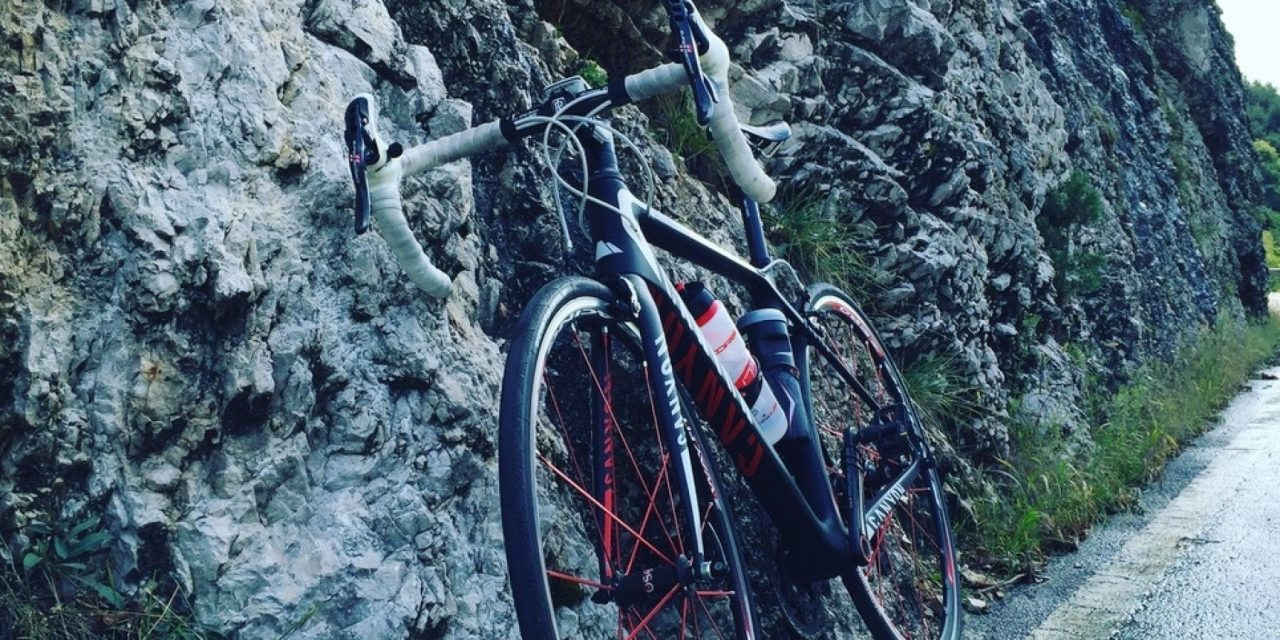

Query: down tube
[[641, 276, 852, 575]]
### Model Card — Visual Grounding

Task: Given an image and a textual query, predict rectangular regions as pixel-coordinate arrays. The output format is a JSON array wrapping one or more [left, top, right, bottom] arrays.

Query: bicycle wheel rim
[[806, 286, 961, 640], [500, 279, 754, 639]]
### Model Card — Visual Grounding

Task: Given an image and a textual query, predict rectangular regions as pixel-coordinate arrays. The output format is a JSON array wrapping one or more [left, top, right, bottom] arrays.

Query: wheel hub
[[596, 555, 698, 606]]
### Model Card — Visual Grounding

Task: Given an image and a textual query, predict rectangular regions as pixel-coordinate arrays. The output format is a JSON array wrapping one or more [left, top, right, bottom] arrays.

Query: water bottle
[[738, 308, 808, 443], [679, 282, 788, 444]]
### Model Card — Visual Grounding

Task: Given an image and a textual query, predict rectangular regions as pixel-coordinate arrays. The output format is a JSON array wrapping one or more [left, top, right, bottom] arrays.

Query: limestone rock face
[[0, 0, 1265, 637]]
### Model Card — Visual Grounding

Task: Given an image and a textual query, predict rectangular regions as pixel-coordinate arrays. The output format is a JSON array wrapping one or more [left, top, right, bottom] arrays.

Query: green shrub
[[1038, 172, 1107, 300], [1255, 138, 1280, 212], [577, 59, 607, 89], [1247, 82, 1280, 212]]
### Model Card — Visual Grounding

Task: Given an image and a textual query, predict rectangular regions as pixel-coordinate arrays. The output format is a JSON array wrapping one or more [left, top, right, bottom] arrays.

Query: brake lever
[[344, 95, 405, 235], [344, 96, 378, 235], [663, 0, 716, 126]]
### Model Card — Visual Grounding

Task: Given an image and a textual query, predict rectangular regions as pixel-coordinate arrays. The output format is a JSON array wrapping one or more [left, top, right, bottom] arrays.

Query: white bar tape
[[623, 63, 687, 103], [706, 75, 775, 203], [367, 120, 504, 299], [401, 121, 506, 177], [368, 157, 453, 299], [698, 28, 777, 204]]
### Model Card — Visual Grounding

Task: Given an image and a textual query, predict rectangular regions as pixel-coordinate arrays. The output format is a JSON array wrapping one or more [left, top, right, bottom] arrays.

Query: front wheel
[[500, 276, 756, 639], [803, 284, 962, 640]]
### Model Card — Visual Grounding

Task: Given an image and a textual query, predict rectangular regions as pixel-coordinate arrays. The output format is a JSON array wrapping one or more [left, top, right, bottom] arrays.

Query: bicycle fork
[[588, 274, 716, 606]]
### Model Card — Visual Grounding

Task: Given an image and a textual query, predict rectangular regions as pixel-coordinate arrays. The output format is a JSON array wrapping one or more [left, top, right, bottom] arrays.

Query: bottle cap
[[737, 308, 787, 330]]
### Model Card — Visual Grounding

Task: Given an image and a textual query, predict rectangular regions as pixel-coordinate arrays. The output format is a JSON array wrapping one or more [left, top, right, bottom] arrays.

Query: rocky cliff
[[0, 0, 1266, 637]]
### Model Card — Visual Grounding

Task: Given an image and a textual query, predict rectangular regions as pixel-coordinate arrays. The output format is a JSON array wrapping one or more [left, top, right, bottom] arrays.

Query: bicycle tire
[[500, 276, 757, 639], [802, 283, 962, 640]]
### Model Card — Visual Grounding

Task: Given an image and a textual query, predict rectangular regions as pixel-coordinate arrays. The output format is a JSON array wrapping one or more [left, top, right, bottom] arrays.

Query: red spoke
[[868, 509, 894, 618], [680, 598, 689, 640], [571, 332, 662, 531], [572, 331, 628, 450], [638, 613, 660, 640], [627, 453, 677, 574], [692, 598, 702, 637], [694, 594, 731, 640], [694, 590, 736, 598], [824, 323, 863, 427], [615, 424, 681, 555], [543, 375, 589, 485], [879, 511, 916, 640], [543, 373, 609, 570], [903, 493, 938, 637], [642, 361, 685, 554], [903, 488, 942, 558], [624, 585, 681, 640], [605, 364, 680, 552], [547, 570, 612, 590], [569, 332, 683, 568], [538, 452, 674, 565]]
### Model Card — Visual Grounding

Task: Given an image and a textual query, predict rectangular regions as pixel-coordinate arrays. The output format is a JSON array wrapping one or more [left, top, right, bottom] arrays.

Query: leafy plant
[[576, 58, 607, 89], [3, 514, 223, 639], [22, 515, 122, 607]]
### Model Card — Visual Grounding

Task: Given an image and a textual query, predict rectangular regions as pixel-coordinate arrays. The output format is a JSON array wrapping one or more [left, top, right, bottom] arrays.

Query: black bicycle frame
[[565, 116, 914, 579]]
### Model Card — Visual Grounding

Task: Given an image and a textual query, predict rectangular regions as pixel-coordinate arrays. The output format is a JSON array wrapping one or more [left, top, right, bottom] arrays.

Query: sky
[[1217, 0, 1280, 89]]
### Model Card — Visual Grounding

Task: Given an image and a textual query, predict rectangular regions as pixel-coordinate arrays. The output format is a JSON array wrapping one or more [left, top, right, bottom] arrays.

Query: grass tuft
[[652, 95, 719, 164], [901, 354, 986, 436], [763, 184, 884, 301]]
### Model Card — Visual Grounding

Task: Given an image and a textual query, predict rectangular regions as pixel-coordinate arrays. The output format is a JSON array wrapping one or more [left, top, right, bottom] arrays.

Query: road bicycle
[[344, 2, 961, 638]]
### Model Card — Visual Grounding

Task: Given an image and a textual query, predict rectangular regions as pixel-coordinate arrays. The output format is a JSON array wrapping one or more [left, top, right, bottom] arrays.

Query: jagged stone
[[0, 0, 1268, 638]]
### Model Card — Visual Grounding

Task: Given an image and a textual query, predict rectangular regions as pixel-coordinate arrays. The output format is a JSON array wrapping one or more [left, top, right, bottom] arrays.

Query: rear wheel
[[500, 277, 757, 639], [803, 284, 962, 640]]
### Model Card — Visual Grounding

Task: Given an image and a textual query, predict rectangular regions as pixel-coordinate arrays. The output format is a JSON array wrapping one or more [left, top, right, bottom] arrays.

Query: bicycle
[[344, 2, 961, 638]]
